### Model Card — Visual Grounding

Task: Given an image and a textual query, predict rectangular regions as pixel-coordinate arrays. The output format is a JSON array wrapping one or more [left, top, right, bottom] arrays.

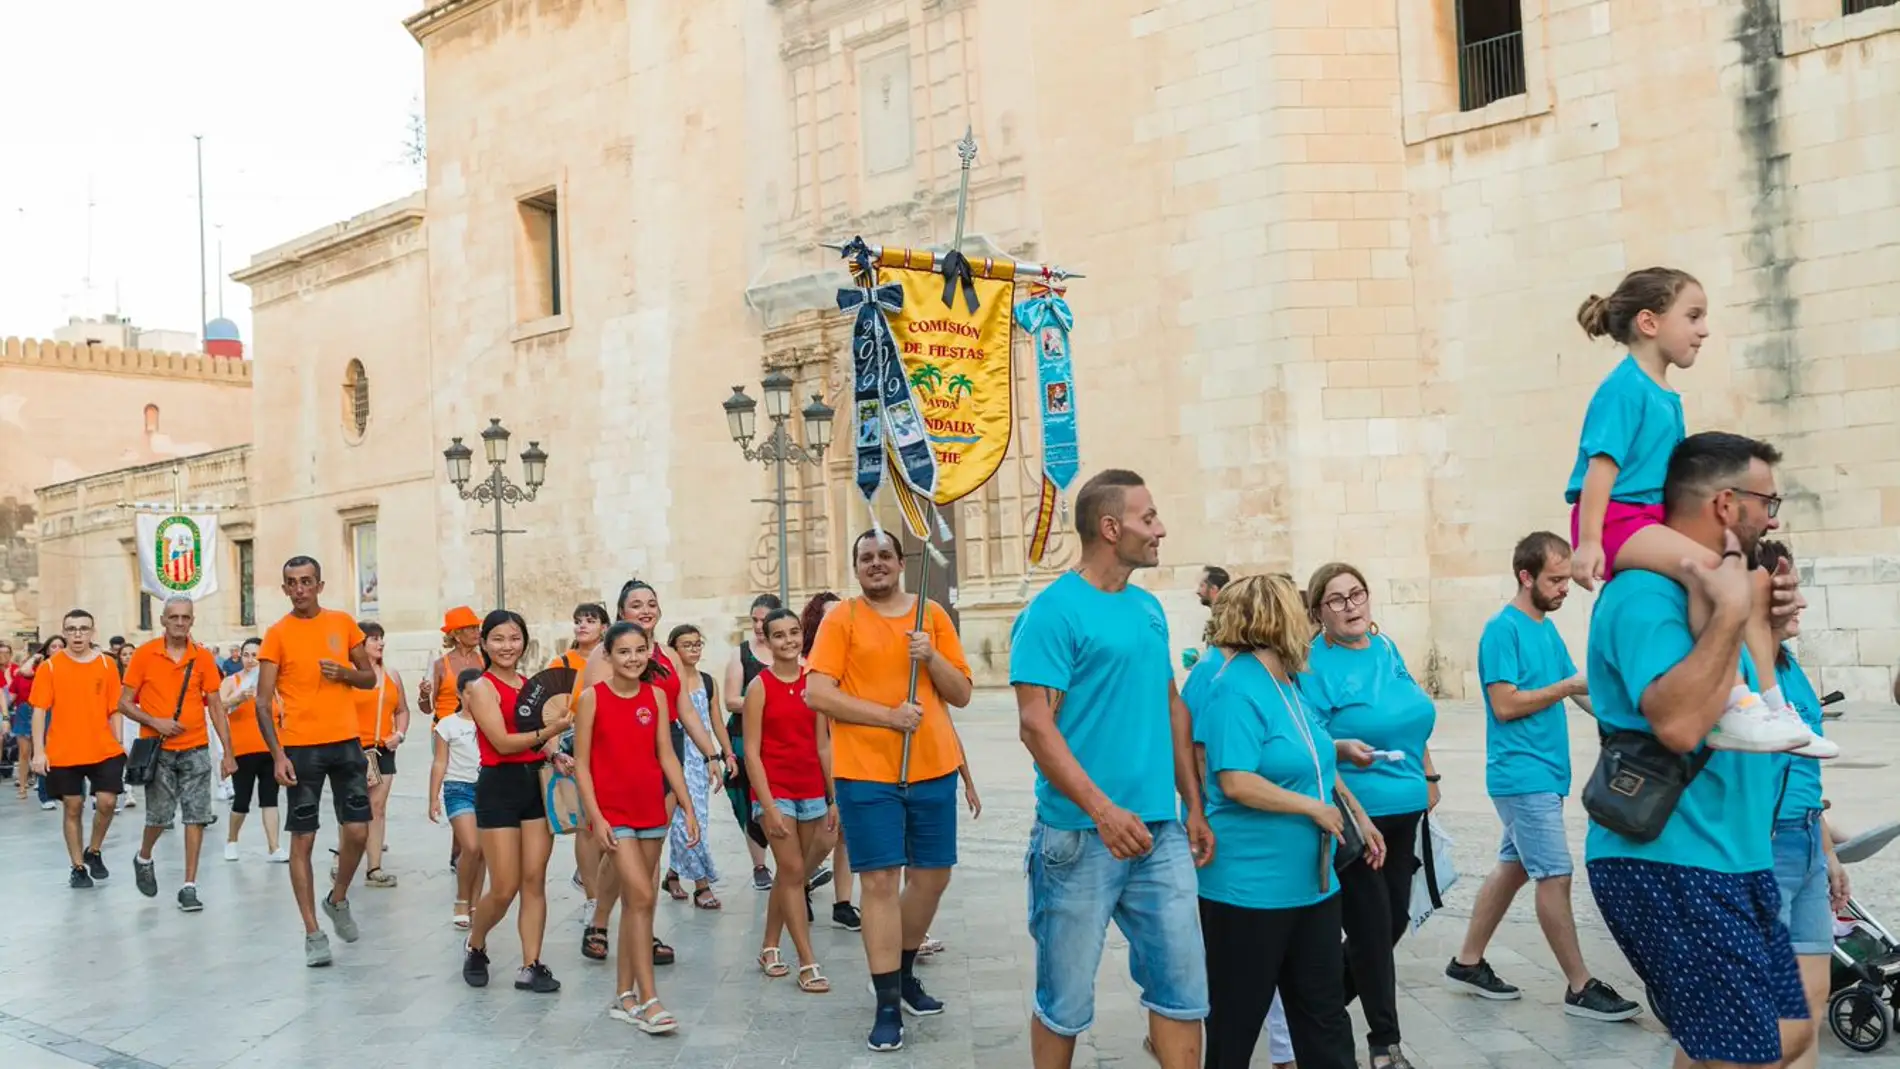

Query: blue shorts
[[1025, 819, 1208, 1036], [752, 796, 829, 822], [613, 825, 668, 841], [7, 708, 30, 738], [1773, 813, 1834, 957], [834, 772, 957, 873], [1492, 791, 1573, 879], [1589, 858, 1807, 1064], [442, 780, 476, 821]]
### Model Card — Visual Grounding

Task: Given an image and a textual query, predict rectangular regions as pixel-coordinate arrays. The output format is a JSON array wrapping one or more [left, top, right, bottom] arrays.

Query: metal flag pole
[[899, 126, 978, 790]]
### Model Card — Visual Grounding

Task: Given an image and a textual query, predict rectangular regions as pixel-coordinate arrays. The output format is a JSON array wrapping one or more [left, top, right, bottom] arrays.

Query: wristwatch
[[706, 750, 725, 763]]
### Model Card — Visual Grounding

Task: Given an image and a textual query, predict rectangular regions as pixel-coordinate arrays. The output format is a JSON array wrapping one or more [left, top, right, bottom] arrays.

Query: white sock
[[1762, 685, 1787, 711], [1726, 683, 1757, 710], [182, 882, 196, 890]]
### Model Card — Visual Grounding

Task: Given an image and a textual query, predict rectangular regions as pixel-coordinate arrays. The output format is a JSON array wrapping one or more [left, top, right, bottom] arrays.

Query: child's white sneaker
[[1706, 692, 1811, 753]]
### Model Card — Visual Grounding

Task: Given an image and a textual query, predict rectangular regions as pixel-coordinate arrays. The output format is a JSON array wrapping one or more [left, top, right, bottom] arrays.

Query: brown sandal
[[693, 887, 721, 910], [581, 926, 608, 960], [662, 871, 686, 900]]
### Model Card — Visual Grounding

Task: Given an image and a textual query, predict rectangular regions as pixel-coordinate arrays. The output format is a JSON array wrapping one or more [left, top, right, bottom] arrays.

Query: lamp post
[[723, 371, 835, 606], [443, 418, 548, 611]]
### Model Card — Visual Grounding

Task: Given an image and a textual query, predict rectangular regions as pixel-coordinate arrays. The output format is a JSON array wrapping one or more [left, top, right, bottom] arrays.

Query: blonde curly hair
[[1208, 574, 1315, 674]]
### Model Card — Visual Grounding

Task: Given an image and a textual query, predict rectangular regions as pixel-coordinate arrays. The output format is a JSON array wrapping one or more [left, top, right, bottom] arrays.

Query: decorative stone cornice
[[233, 193, 426, 304], [403, 0, 505, 42]]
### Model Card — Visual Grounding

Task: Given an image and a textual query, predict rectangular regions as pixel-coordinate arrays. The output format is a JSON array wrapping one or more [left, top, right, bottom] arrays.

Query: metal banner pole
[[899, 127, 977, 789]]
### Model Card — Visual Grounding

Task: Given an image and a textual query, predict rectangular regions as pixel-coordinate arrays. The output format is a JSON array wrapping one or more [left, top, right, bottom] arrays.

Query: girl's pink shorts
[[1569, 501, 1665, 579]]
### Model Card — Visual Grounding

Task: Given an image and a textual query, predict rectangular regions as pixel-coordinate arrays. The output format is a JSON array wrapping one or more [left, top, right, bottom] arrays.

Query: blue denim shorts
[[442, 780, 476, 821], [834, 772, 957, 873], [613, 825, 668, 841], [7, 708, 31, 738], [1493, 791, 1573, 879], [1589, 858, 1806, 1064], [1024, 819, 1208, 1036], [752, 796, 829, 822], [1773, 813, 1834, 957]]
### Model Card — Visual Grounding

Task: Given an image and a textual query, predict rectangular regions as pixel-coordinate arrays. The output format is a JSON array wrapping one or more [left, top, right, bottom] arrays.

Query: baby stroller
[[0, 732, 16, 780], [1826, 813, 1900, 1052]]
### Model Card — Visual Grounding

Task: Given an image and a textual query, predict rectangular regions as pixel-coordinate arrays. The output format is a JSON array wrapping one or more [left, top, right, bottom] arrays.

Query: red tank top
[[650, 647, 682, 722], [755, 667, 826, 801], [477, 671, 544, 767], [588, 680, 666, 830]]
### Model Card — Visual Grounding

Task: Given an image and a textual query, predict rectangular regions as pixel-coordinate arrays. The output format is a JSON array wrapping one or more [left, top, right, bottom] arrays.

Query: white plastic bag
[[1409, 815, 1459, 932]]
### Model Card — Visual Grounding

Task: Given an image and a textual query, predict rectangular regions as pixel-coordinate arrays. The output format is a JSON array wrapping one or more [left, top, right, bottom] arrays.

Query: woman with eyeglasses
[[1299, 563, 1439, 1069]]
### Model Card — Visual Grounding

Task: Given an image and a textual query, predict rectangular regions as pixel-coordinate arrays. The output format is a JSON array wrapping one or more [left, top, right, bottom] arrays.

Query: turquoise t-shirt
[[1582, 571, 1779, 874], [1010, 572, 1178, 831], [1181, 647, 1228, 722], [1477, 604, 1578, 798], [1563, 356, 1686, 506], [1775, 650, 1826, 816], [1299, 634, 1435, 818], [1196, 653, 1338, 910]]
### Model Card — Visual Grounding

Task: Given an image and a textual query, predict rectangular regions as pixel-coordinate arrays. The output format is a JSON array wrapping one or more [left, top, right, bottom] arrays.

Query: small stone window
[[143, 404, 160, 434], [343, 360, 369, 439]]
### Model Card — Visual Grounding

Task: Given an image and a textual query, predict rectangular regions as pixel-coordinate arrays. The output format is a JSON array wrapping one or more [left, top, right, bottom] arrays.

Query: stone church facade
[[207, 0, 1895, 693]]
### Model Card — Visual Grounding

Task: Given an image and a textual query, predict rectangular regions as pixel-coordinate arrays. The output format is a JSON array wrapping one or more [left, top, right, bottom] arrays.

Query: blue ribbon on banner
[[837, 238, 909, 507], [1016, 282, 1078, 494]]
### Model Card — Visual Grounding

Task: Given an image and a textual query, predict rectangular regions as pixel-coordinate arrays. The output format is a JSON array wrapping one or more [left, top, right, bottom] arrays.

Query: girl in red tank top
[[461, 611, 574, 996], [574, 621, 693, 1035], [742, 608, 836, 994]]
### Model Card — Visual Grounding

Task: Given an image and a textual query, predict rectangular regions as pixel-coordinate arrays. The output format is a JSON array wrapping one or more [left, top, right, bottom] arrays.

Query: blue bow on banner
[[835, 237, 938, 510], [1016, 281, 1078, 495]]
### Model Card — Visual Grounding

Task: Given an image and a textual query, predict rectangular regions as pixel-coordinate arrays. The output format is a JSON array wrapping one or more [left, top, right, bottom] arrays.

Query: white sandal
[[452, 899, 471, 929], [609, 992, 677, 1035]]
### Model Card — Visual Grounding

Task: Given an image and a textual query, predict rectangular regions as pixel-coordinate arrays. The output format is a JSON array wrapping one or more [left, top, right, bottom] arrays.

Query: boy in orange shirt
[[29, 609, 127, 889], [254, 556, 379, 967]]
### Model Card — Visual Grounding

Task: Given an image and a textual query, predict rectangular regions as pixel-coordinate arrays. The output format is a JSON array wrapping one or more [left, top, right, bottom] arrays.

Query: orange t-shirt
[[429, 651, 483, 720], [226, 694, 267, 756], [259, 610, 366, 748], [354, 669, 402, 747], [28, 651, 125, 768], [805, 597, 970, 784], [124, 640, 223, 752]]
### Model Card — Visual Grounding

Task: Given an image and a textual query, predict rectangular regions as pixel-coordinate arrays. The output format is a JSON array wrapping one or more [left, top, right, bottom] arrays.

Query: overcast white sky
[[0, 1, 425, 348]]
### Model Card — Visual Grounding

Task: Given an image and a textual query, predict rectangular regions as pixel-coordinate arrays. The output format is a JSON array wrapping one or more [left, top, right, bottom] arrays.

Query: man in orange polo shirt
[[254, 556, 379, 968], [806, 530, 974, 1053], [119, 596, 233, 912], [29, 609, 126, 889]]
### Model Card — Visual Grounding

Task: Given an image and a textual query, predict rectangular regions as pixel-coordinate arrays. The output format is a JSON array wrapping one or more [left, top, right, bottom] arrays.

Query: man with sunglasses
[[29, 610, 127, 888]]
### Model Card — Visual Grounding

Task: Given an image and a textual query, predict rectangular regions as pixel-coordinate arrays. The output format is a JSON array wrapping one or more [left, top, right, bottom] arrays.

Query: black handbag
[[1580, 730, 1712, 844], [1333, 804, 1367, 872], [125, 657, 194, 787]]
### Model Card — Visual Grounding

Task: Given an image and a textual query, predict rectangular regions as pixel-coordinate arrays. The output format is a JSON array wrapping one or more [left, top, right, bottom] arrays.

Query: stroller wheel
[[1828, 984, 1891, 1053]]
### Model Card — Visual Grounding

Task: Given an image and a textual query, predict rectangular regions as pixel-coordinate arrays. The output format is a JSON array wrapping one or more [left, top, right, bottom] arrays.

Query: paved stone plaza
[[3, 695, 1898, 1068]]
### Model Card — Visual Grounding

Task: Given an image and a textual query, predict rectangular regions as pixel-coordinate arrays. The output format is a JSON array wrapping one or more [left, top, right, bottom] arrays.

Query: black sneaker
[[514, 961, 561, 994], [462, 944, 490, 988], [806, 889, 815, 923], [833, 902, 863, 931], [83, 848, 109, 882], [69, 865, 94, 889], [752, 865, 773, 891], [1564, 978, 1642, 1022], [134, 855, 158, 898], [806, 865, 833, 892], [1445, 957, 1520, 1000]]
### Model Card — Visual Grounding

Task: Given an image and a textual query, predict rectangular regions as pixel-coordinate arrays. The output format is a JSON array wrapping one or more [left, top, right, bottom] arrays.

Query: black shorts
[[371, 746, 397, 777], [284, 741, 371, 834], [475, 761, 546, 829], [229, 752, 279, 813], [46, 756, 127, 799]]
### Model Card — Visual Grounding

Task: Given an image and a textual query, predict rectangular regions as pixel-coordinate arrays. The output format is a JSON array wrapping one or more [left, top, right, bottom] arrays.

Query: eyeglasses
[[62, 624, 94, 634], [1320, 588, 1370, 614], [1727, 487, 1782, 519], [676, 641, 704, 651]]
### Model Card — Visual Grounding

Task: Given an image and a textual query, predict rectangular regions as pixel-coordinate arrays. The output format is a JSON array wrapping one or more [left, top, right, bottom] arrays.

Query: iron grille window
[[343, 360, 369, 437], [1844, 0, 1896, 14], [1458, 0, 1527, 111], [236, 539, 255, 627]]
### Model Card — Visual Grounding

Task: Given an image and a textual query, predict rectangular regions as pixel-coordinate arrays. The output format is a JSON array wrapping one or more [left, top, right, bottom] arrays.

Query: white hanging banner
[[136, 512, 221, 602]]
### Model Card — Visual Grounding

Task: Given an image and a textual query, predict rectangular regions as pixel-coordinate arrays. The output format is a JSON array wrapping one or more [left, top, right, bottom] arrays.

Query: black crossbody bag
[[125, 658, 194, 787], [1580, 729, 1712, 844]]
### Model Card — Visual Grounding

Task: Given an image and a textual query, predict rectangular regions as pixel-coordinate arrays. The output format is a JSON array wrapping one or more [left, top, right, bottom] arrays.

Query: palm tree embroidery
[[946, 373, 975, 400], [909, 363, 944, 395]]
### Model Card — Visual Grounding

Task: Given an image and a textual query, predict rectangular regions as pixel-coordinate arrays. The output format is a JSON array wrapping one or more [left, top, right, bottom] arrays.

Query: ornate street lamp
[[442, 419, 547, 610], [725, 379, 834, 605]]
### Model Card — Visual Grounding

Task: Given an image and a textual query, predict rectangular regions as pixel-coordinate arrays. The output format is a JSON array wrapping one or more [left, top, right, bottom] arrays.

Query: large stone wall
[[224, 0, 1896, 696], [1, 338, 252, 641]]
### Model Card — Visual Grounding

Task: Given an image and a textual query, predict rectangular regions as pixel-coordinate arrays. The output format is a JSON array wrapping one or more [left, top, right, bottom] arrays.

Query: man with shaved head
[[120, 596, 233, 911]]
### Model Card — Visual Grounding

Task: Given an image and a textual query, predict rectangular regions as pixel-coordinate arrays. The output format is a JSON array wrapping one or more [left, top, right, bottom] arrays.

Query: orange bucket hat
[[441, 606, 481, 633]]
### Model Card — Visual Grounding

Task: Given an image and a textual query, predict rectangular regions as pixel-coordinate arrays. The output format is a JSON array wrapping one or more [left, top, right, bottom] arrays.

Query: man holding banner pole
[[806, 529, 972, 1053]]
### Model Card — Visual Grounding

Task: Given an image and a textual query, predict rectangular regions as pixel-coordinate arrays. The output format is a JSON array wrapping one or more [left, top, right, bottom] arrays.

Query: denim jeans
[[1772, 812, 1833, 956], [1025, 819, 1208, 1036]]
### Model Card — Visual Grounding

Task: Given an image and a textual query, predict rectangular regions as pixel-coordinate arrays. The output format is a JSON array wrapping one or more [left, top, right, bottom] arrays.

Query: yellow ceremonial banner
[[884, 264, 1014, 505]]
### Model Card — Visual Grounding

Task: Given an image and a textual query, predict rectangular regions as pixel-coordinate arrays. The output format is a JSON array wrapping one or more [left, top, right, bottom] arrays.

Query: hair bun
[[1576, 294, 1610, 338]]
